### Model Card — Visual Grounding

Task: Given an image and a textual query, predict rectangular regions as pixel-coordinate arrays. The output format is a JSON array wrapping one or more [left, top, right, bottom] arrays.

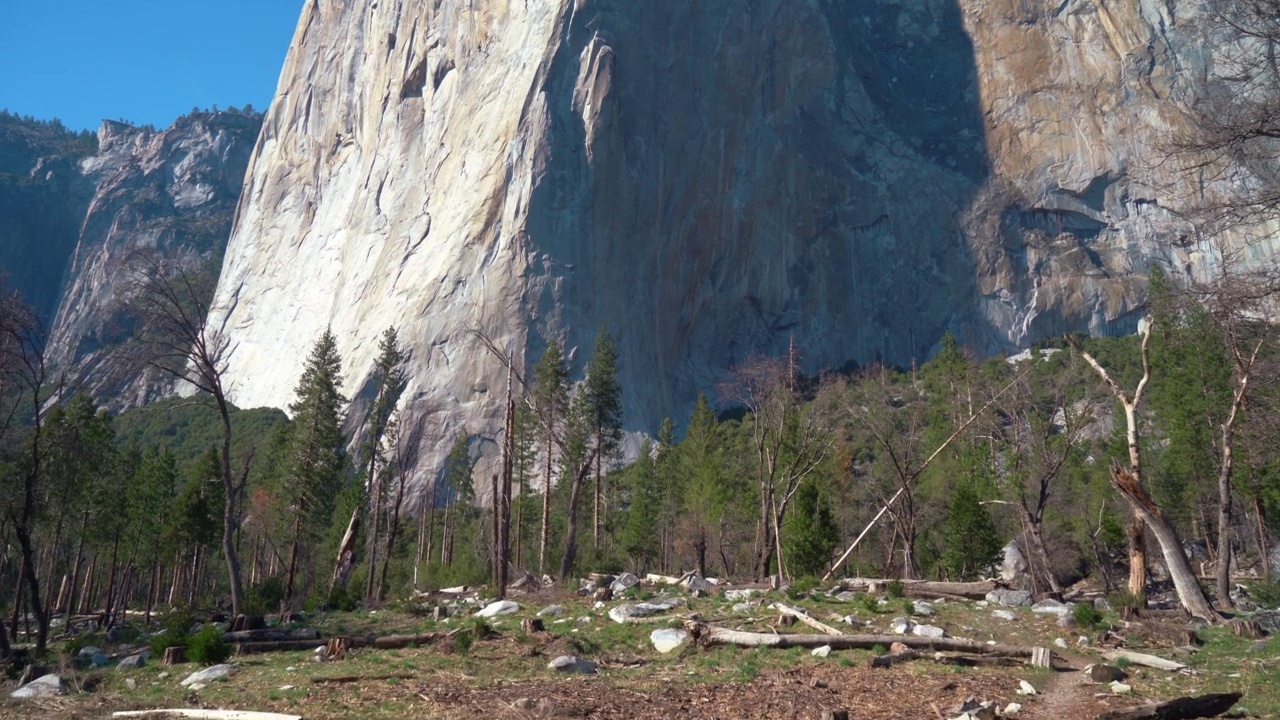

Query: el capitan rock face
[[207, 0, 1273, 492]]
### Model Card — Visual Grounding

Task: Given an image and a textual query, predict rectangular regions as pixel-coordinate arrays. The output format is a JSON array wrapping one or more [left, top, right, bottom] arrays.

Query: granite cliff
[[0, 111, 261, 404], [206, 0, 1276, 490]]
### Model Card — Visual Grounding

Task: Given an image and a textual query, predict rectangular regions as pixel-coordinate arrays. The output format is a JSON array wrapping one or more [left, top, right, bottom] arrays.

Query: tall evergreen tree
[[584, 328, 623, 549], [532, 341, 568, 575], [283, 329, 347, 604], [360, 327, 406, 601], [784, 481, 839, 578], [621, 440, 660, 572]]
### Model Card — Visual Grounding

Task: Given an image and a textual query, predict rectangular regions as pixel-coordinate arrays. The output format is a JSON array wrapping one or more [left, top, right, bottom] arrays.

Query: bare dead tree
[[0, 289, 54, 651], [1167, 0, 1280, 236], [718, 353, 838, 585], [993, 363, 1103, 595], [1186, 255, 1279, 605], [1066, 328, 1221, 622], [127, 251, 245, 614]]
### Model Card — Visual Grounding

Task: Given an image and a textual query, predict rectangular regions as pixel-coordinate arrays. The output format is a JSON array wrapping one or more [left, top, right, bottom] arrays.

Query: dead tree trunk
[[1066, 330, 1153, 605], [1111, 465, 1220, 623]]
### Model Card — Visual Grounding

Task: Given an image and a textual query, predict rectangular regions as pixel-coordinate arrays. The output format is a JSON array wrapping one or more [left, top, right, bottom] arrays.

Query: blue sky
[[0, 1, 302, 132]]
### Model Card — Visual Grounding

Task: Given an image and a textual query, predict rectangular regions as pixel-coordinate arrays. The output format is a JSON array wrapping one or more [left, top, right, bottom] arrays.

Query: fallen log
[[236, 632, 438, 655], [359, 632, 438, 650], [686, 622, 1035, 657], [223, 629, 319, 643], [1100, 650, 1187, 672], [1094, 692, 1242, 720], [235, 640, 324, 655], [772, 603, 845, 636], [869, 651, 1025, 669], [113, 711, 302, 720], [836, 579, 997, 600]]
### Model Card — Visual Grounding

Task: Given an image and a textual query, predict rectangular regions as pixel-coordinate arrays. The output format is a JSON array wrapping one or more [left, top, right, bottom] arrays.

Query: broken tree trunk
[[1095, 692, 1241, 720], [773, 603, 845, 635], [686, 622, 1036, 657], [1100, 649, 1187, 672], [1111, 465, 1220, 624], [838, 579, 996, 600]]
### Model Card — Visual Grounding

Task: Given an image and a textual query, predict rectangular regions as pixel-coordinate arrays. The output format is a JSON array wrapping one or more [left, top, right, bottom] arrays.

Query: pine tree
[[621, 440, 660, 572], [676, 394, 727, 577], [361, 327, 406, 601], [584, 328, 623, 549], [940, 482, 1001, 580], [532, 341, 568, 575], [283, 329, 347, 604], [785, 481, 839, 578]]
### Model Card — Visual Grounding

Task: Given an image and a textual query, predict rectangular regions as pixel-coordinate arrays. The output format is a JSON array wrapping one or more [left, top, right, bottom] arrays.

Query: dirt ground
[[2, 584, 1272, 720]]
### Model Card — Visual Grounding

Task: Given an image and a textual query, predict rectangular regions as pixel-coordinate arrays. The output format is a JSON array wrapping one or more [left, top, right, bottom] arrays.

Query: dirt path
[[1026, 656, 1098, 720]]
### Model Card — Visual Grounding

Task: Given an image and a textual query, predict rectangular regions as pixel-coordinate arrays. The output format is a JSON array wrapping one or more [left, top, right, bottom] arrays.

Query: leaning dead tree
[[823, 363, 1032, 582], [1066, 326, 1220, 622]]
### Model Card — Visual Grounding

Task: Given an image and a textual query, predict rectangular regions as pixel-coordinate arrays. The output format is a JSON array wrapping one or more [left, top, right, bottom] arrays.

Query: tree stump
[[522, 618, 544, 634], [593, 587, 613, 602], [1030, 647, 1054, 668], [162, 645, 187, 665], [325, 636, 350, 660], [821, 710, 849, 720], [1231, 619, 1263, 639]]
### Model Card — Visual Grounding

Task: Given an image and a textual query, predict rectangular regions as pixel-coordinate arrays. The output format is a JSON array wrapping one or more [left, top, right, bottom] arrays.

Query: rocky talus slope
[[206, 0, 1277, 490]]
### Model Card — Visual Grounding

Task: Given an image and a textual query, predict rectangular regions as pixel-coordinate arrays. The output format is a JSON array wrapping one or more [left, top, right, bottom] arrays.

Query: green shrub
[[245, 576, 285, 615], [858, 593, 881, 614], [1245, 579, 1280, 607], [1072, 602, 1105, 631], [786, 576, 820, 600], [886, 579, 906, 599], [325, 584, 360, 612], [187, 624, 231, 665], [149, 605, 195, 656], [453, 617, 492, 655], [1108, 589, 1145, 614]]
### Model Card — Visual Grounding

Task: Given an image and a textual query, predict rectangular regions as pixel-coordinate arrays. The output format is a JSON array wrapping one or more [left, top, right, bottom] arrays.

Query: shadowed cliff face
[[526, 0, 990, 434], [207, 0, 1260, 494]]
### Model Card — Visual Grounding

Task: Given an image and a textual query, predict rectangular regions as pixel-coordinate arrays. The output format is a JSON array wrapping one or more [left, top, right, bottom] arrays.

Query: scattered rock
[[10, 674, 66, 698], [912, 600, 936, 617], [834, 591, 858, 602], [1031, 599, 1070, 616], [117, 654, 146, 670], [477, 600, 520, 618], [106, 625, 138, 643], [537, 604, 566, 617], [1056, 615, 1077, 628], [1093, 596, 1112, 611], [912, 624, 946, 639], [1089, 664, 1126, 683], [180, 664, 235, 687], [1110, 681, 1132, 694], [1077, 636, 1091, 647], [548, 655, 597, 674], [610, 572, 640, 594], [890, 617, 915, 634], [682, 574, 713, 594], [1003, 702, 1022, 715], [985, 589, 1032, 607], [723, 589, 758, 601], [811, 645, 832, 658], [1054, 638, 1069, 649], [1016, 679, 1037, 695], [78, 646, 103, 657], [1000, 541, 1030, 583], [811, 678, 828, 688], [889, 642, 911, 654], [992, 610, 1020, 621], [157, 672, 169, 680], [124, 678, 136, 690], [650, 628, 690, 654], [732, 602, 756, 614], [608, 597, 683, 623]]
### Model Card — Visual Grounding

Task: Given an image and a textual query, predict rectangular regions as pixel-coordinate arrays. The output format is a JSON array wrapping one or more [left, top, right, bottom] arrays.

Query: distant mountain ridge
[[0, 109, 261, 406]]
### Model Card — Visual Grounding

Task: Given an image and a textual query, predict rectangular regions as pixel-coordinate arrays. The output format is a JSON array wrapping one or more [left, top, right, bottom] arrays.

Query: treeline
[[3, 264, 1280, 652]]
